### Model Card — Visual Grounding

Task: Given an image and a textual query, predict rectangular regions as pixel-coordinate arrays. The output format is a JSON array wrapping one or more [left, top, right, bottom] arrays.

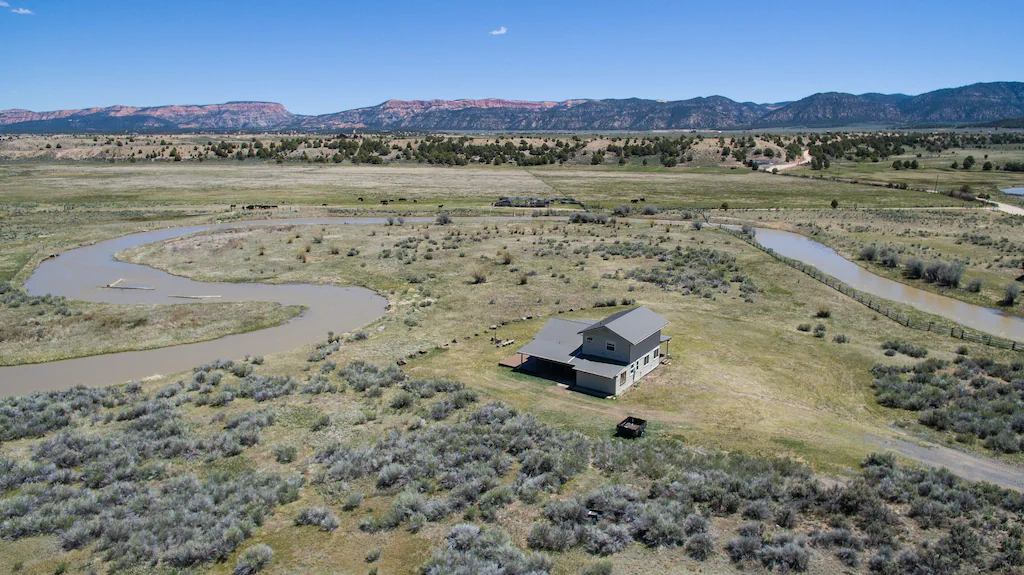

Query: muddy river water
[[2, 217, 1022, 397], [0, 219, 417, 396]]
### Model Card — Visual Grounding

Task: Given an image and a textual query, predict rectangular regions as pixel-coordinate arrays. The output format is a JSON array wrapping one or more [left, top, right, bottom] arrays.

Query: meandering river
[[0, 219, 410, 396], [2, 216, 1022, 397], [752, 228, 1024, 341]]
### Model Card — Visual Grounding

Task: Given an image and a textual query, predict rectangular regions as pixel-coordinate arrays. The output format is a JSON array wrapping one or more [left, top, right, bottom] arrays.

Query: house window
[[619, 372, 625, 385], [644, 355, 650, 366], [586, 337, 593, 342], [653, 348, 659, 359], [606, 341, 615, 352]]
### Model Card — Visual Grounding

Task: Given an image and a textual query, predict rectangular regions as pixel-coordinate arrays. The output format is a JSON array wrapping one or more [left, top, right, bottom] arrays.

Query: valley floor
[[2, 162, 1024, 574]]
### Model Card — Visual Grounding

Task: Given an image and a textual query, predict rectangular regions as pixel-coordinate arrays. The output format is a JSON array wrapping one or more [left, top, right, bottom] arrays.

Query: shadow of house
[[510, 306, 670, 397]]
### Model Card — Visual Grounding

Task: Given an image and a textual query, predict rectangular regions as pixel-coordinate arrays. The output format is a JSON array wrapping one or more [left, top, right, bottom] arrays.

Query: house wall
[[575, 371, 618, 396], [620, 342, 661, 390], [574, 348, 664, 397], [628, 331, 662, 363], [579, 326, 630, 363]]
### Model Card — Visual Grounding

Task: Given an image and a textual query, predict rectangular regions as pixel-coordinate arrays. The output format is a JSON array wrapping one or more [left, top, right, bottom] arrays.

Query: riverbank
[[724, 208, 1024, 320], [0, 286, 302, 366]]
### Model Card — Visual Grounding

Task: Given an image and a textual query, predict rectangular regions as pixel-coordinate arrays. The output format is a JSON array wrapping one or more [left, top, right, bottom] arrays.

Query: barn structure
[[511, 306, 670, 396]]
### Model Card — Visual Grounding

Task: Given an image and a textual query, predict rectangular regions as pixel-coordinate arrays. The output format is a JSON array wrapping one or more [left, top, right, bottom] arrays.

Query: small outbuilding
[[512, 306, 670, 396]]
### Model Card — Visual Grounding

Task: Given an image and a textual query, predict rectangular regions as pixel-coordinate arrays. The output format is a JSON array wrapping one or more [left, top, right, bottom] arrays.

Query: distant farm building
[[509, 306, 670, 396], [492, 196, 586, 209]]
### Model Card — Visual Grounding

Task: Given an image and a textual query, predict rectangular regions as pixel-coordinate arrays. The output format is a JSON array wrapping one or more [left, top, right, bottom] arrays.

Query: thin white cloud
[[12, 7, 34, 14], [489, 26, 507, 35], [0, 2, 10, 7]]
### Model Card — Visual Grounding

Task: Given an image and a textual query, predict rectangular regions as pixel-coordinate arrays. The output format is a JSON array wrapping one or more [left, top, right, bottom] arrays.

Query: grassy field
[[725, 208, 1024, 315], [0, 293, 301, 366], [2, 159, 1024, 574], [118, 217, 1020, 469], [0, 162, 970, 210], [0, 204, 224, 284], [790, 145, 1024, 202], [0, 214, 1009, 574], [0, 205, 305, 365]]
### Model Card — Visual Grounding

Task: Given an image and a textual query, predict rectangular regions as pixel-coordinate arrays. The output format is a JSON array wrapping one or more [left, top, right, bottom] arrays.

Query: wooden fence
[[721, 228, 1024, 352]]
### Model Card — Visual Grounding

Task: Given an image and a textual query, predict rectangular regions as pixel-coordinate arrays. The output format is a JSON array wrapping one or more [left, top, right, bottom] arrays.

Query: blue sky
[[1, 0, 1021, 114]]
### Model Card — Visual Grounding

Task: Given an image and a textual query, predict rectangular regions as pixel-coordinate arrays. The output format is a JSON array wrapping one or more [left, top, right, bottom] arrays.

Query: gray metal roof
[[517, 308, 669, 381], [578, 306, 669, 345], [517, 318, 593, 364], [517, 318, 625, 379], [571, 357, 626, 378]]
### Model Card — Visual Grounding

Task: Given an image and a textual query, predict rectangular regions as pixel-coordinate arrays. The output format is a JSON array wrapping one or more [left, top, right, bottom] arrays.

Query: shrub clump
[[626, 247, 741, 297], [919, 260, 964, 287], [234, 544, 274, 575], [274, 444, 297, 463], [295, 507, 340, 532], [569, 212, 610, 225], [873, 357, 1024, 454], [423, 524, 553, 575], [881, 340, 928, 358], [314, 402, 585, 532]]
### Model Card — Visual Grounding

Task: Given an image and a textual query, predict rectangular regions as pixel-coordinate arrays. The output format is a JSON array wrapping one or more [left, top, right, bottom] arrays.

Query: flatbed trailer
[[616, 416, 647, 438]]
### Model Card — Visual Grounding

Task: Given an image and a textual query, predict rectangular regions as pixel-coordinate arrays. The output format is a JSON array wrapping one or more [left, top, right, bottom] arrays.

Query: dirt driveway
[[867, 434, 1024, 491]]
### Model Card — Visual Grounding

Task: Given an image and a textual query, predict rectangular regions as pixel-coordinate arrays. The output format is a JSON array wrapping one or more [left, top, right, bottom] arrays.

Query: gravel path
[[867, 434, 1024, 491]]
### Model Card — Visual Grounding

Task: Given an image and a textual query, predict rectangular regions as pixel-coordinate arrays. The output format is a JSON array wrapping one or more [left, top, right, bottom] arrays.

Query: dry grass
[[0, 161, 967, 210], [791, 145, 1024, 199], [0, 299, 301, 366], [0, 160, 1020, 574], [727, 207, 1024, 315], [117, 217, 1021, 470], [3, 206, 1023, 574]]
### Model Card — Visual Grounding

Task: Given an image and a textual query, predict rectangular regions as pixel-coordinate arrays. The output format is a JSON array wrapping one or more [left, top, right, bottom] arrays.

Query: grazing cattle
[[358, 197, 364, 202], [438, 205, 444, 209], [381, 200, 389, 205], [413, 199, 418, 203], [630, 199, 639, 204]]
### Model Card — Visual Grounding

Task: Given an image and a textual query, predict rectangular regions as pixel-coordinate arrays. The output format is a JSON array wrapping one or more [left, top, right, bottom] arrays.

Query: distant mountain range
[[2, 82, 1023, 133]]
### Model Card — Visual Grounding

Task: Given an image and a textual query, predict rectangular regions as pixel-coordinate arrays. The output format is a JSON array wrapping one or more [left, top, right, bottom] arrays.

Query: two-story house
[[515, 306, 670, 396]]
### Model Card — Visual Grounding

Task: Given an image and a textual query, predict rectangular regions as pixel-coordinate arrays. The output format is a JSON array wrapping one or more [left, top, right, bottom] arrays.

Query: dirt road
[[867, 434, 1024, 491], [987, 199, 1024, 216], [761, 150, 812, 172], [922, 188, 1024, 216]]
